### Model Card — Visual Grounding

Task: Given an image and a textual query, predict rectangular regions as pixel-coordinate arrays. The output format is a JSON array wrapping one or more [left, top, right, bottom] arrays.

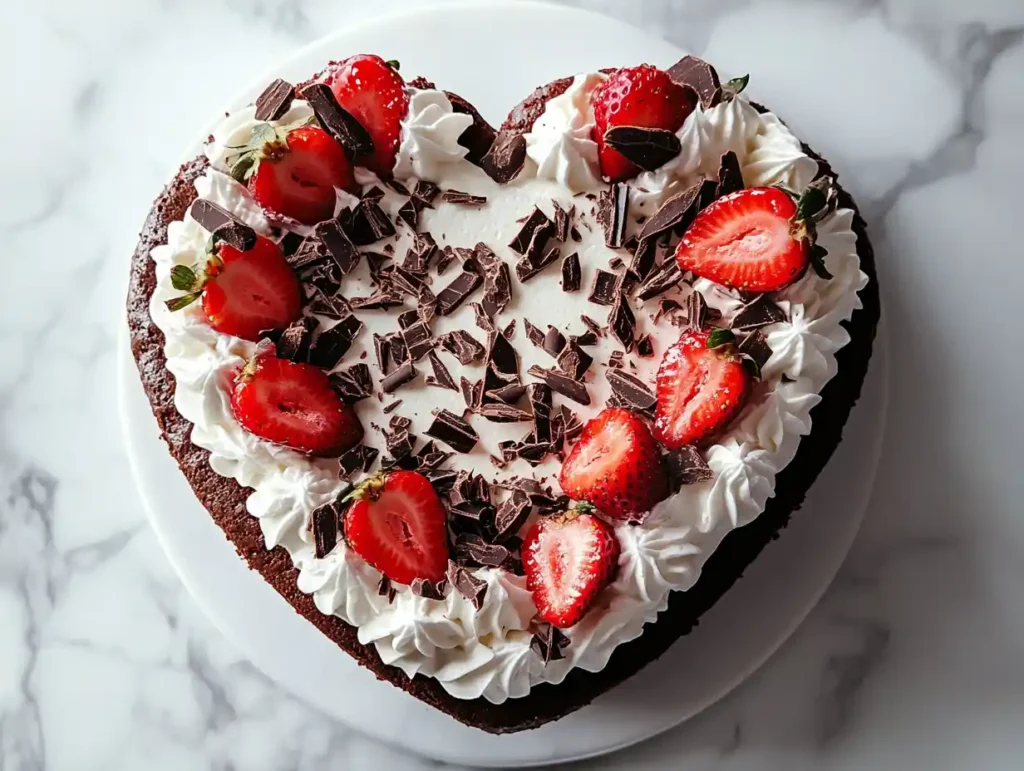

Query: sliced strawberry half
[[674, 183, 837, 292], [324, 54, 409, 175], [165, 234, 302, 341], [229, 123, 356, 225], [523, 504, 620, 628], [591, 64, 696, 182], [559, 408, 668, 521], [230, 352, 364, 456], [653, 330, 751, 449], [343, 471, 449, 585]]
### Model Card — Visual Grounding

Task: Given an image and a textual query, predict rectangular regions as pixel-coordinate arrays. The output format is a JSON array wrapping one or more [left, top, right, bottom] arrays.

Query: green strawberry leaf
[[170, 264, 198, 292], [164, 292, 202, 312], [385, 59, 401, 71], [722, 74, 750, 100], [229, 152, 257, 184], [707, 328, 736, 349]]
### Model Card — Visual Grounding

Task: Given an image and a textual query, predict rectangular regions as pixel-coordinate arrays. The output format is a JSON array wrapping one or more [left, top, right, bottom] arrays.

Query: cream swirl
[[393, 87, 474, 180]]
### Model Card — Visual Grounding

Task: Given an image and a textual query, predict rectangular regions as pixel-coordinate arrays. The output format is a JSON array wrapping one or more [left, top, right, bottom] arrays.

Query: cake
[[127, 52, 879, 733]]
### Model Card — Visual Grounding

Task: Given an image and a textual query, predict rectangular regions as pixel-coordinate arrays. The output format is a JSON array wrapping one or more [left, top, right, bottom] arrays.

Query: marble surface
[[2, 0, 1022, 768]]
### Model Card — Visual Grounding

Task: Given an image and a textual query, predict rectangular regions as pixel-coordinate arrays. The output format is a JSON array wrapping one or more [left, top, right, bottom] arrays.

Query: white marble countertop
[[3, 0, 1023, 768]]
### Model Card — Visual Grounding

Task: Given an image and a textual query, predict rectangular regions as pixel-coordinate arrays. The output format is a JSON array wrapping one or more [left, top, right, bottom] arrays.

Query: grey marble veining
[[2, 0, 1023, 769]]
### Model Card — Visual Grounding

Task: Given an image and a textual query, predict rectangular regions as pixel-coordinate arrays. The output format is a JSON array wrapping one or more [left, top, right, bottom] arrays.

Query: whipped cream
[[149, 76, 867, 703]]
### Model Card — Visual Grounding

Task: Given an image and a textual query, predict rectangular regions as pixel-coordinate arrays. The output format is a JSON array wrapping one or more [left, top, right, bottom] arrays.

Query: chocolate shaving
[[732, 294, 786, 332], [471, 302, 496, 333], [381, 359, 416, 393], [454, 534, 509, 568], [410, 578, 447, 600], [608, 294, 636, 350], [552, 201, 572, 241], [515, 246, 560, 282], [629, 235, 658, 282], [299, 82, 374, 159], [212, 222, 257, 252], [561, 251, 581, 292], [542, 327, 566, 358], [478, 402, 532, 423], [528, 383, 553, 443], [666, 54, 721, 109], [561, 405, 584, 445], [382, 400, 403, 414], [557, 340, 593, 380], [580, 314, 605, 339], [665, 446, 713, 488], [509, 207, 554, 256], [637, 262, 684, 301], [608, 350, 624, 369], [603, 125, 682, 171], [441, 189, 487, 206], [446, 561, 488, 609], [461, 377, 483, 411], [482, 261, 512, 317], [190, 199, 242, 235], [636, 334, 654, 358], [528, 365, 591, 405], [638, 181, 703, 242], [435, 270, 483, 316], [481, 131, 527, 184], [607, 369, 656, 411], [308, 315, 362, 370], [425, 350, 457, 391], [685, 290, 710, 331], [502, 318, 517, 339], [276, 316, 317, 362], [717, 150, 745, 197], [436, 246, 456, 274], [425, 409, 479, 453], [254, 78, 295, 121], [486, 382, 526, 404], [487, 330, 519, 377], [373, 333, 392, 373], [439, 329, 485, 364], [495, 490, 532, 539], [599, 184, 629, 248], [330, 363, 372, 403], [588, 270, 620, 306], [524, 319, 545, 347]]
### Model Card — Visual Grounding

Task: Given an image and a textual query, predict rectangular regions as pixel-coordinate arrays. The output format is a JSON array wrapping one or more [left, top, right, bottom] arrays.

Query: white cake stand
[[118, 2, 889, 765]]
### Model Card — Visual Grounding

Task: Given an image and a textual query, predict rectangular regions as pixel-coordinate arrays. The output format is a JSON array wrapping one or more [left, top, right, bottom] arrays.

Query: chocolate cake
[[127, 54, 879, 733]]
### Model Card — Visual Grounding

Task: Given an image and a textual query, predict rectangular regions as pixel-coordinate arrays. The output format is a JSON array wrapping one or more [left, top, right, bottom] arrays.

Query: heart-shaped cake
[[127, 52, 879, 733]]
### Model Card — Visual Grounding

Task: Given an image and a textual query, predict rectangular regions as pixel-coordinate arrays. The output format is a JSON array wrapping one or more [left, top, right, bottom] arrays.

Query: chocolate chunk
[[482, 261, 512, 317], [377, 574, 396, 603], [299, 82, 374, 159], [481, 131, 527, 184], [454, 534, 510, 568], [552, 201, 572, 241], [698, 177, 720, 211], [637, 262, 684, 301], [654, 298, 683, 324], [560, 405, 584, 445], [471, 302, 496, 333], [685, 290, 710, 331], [339, 444, 378, 479], [278, 230, 305, 257], [385, 178, 410, 197], [314, 219, 360, 274], [572, 330, 599, 347], [442, 189, 487, 206], [542, 327, 566, 358], [478, 402, 532, 423], [362, 186, 386, 203], [509, 207, 554, 256], [515, 245, 560, 282], [385, 426, 415, 463], [417, 288, 437, 325], [387, 265, 427, 298], [608, 350, 624, 369], [277, 316, 318, 361], [528, 365, 591, 406], [425, 468, 459, 493], [254, 78, 295, 121], [308, 288, 350, 320], [502, 318, 517, 339], [435, 270, 483, 316], [388, 332, 407, 364], [445, 89, 497, 166], [382, 400, 403, 414], [330, 363, 372, 403], [212, 222, 257, 252], [308, 315, 362, 370], [561, 251, 581, 292], [580, 314, 605, 339], [403, 232, 438, 274], [557, 340, 593, 380], [400, 320, 433, 362], [410, 578, 447, 600], [412, 180, 441, 208], [425, 350, 457, 391], [381, 359, 416, 393], [495, 490, 531, 539], [460, 377, 484, 411], [638, 181, 703, 242], [636, 334, 654, 357], [373, 333, 392, 373], [487, 330, 519, 377], [425, 409, 479, 453], [286, 237, 327, 271], [608, 295, 636, 351], [588, 270, 620, 306], [599, 184, 630, 248], [440, 330, 485, 364], [397, 200, 418, 229], [524, 319, 545, 348], [350, 290, 403, 311], [665, 446, 713, 487], [607, 369, 656, 411], [446, 561, 488, 609], [436, 246, 456, 274], [307, 261, 341, 295], [717, 150, 744, 197], [570, 225, 582, 243], [629, 236, 658, 282], [486, 382, 526, 404], [363, 251, 391, 281], [345, 199, 395, 245], [190, 199, 241, 235], [666, 54, 721, 109], [737, 330, 773, 373], [311, 502, 338, 558], [528, 383, 553, 443], [603, 126, 682, 171], [531, 623, 570, 664], [732, 294, 786, 332]]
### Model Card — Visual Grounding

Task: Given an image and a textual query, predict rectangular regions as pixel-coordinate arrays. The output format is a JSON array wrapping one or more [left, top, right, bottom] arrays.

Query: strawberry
[[343, 471, 449, 585], [523, 504, 620, 628], [591, 64, 696, 182], [324, 54, 409, 175], [674, 183, 837, 292], [165, 234, 302, 342], [228, 123, 356, 225], [559, 408, 668, 521], [230, 351, 363, 456], [653, 330, 751, 449]]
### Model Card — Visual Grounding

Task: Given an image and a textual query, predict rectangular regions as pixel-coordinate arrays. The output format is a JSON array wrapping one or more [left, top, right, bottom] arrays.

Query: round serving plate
[[119, 2, 889, 765]]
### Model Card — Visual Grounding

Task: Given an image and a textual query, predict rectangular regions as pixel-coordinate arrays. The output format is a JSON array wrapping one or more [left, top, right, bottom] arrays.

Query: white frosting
[[523, 73, 607, 194], [149, 78, 867, 704]]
